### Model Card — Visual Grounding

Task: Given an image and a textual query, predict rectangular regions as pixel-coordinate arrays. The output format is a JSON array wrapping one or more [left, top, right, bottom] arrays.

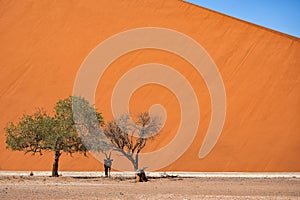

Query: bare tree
[[103, 112, 161, 171]]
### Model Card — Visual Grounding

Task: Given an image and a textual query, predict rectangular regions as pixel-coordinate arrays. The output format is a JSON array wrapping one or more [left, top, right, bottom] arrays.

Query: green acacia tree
[[5, 96, 104, 177], [5, 109, 53, 156]]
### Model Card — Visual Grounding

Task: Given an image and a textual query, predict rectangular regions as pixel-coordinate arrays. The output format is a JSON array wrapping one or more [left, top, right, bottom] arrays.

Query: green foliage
[[71, 96, 112, 154], [49, 96, 99, 155], [5, 96, 104, 156], [5, 109, 53, 154]]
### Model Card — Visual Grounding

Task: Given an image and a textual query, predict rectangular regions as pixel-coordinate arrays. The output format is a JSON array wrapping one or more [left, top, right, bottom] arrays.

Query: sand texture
[[0, 176, 300, 200], [0, 0, 299, 171]]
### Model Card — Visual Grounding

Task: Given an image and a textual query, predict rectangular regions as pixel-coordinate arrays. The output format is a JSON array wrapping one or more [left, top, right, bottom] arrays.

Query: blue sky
[[184, 0, 300, 38]]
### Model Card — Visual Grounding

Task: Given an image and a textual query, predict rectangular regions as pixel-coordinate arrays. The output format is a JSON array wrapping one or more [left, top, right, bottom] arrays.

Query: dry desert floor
[[0, 176, 299, 199]]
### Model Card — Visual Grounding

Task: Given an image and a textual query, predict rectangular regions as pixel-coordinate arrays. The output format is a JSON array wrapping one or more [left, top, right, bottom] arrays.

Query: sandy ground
[[0, 176, 299, 200]]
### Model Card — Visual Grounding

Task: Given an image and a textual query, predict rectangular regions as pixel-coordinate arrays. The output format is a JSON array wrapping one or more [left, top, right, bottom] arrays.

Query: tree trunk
[[52, 150, 61, 177], [122, 150, 137, 171]]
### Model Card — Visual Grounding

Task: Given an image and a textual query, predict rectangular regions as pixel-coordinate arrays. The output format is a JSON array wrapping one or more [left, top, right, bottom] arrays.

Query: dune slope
[[0, 0, 299, 171]]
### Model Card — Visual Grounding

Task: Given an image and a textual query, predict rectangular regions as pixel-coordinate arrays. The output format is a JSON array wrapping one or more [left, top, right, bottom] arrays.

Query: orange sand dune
[[0, 0, 299, 172]]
